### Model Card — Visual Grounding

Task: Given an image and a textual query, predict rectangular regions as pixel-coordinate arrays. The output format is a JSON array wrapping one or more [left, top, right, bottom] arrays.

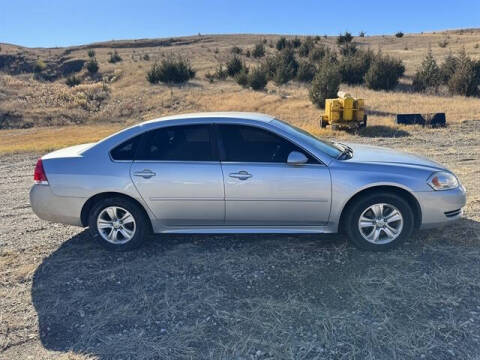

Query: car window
[[110, 135, 141, 161], [218, 124, 316, 163], [271, 119, 342, 158], [138, 124, 214, 161]]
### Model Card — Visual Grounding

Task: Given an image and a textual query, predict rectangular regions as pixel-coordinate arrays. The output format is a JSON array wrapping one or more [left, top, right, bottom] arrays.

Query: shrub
[[205, 64, 228, 82], [33, 59, 47, 73], [205, 71, 216, 83], [447, 50, 479, 96], [66, 75, 81, 87], [146, 56, 195, 84], [276, 37, 287, 51], [337, 32, 353, 45], [86, 58, 99, 74], [235, 68, 249, 87], [263, 56, 279, 80], [412, 50, 441, 92], [339, 42, 357, 56], [108, 50, 122, 63], [215, 64, 228, 80], [231, 46, 242, 55], [309, 61, 341, 108], [226, 56, 243, 77], [339, 50, 373, 85], [143, 54, 150, 61], [87, 49, 95, 58], [395, 32, 404, 38], [438, 39, 449, 48], [248, 66, 268, 90], [245, 50, 251, 58], [296, 60, 316, 82], [364, 53, 405, 90], [359, 31, 365, 37], [273, 48, 298, 85], [292, 37, 302, 48], [309, 46, 327, 62], [252, 43, 265, 58], [298, 37, 314, 57], [439, 52, 458, 84]]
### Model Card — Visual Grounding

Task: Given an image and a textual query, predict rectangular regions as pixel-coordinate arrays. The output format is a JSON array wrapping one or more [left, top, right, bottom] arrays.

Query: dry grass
[[1, 120, 479, 359], [0, 125, 122, 153], [1, 30, 480, 138]]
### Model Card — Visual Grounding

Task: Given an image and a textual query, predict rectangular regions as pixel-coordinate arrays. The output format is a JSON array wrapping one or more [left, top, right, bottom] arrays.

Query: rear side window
[[138, 124, 215, 161], [218, 124, 317, 163], [110, 135, 140, 161]]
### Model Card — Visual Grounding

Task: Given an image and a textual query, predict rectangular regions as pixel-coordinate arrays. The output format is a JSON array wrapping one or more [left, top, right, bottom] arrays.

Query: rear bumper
[[416, 185, 467, 229], [29, 184, 86, 227]]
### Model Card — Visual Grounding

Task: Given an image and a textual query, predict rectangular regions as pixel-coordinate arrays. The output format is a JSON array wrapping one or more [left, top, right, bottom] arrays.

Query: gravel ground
[[1, 122, 479, 359]]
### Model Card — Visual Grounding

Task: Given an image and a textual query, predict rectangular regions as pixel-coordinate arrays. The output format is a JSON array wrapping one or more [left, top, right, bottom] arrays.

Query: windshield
[[271, 119, 343, 158]]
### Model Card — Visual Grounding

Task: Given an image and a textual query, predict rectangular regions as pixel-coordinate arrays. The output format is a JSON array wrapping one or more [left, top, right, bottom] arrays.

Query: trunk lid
[[42, 143, 95, 160]]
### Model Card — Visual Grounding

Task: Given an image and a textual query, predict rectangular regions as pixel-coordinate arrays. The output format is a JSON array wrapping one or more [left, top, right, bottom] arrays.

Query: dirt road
[[1, 122, 479, 359]]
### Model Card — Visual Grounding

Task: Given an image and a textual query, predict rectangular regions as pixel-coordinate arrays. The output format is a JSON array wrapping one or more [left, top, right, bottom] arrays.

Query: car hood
[[345, 143, 446, 171]]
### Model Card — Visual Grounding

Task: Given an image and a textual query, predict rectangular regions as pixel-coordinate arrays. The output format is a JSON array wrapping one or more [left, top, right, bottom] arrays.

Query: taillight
[[34, 159, 48, 184]]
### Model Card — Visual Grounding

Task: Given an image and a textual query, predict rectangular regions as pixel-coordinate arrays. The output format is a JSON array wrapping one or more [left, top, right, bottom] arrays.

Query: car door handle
[[229, 171, 252, 180], [133, 169, 156, 179]]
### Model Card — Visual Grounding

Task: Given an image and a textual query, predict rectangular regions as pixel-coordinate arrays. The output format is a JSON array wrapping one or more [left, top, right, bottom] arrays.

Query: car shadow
[[31, 230, 347, 357], [31, 218, 480, 358]]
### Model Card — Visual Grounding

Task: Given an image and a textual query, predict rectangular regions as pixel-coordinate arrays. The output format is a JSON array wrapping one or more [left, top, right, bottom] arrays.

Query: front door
[[217, 124, 331, 226], [131, 124, 224, 226]]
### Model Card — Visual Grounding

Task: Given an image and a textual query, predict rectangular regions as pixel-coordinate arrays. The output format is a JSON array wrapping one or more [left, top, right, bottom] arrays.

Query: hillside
[[1, 29, 480, 149]]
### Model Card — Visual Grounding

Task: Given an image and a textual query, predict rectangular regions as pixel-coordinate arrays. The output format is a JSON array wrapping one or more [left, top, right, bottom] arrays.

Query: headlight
[[427, 171, 459, 191]]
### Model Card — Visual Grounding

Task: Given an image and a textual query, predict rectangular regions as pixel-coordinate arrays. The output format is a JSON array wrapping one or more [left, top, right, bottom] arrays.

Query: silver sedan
[[30, 112, 466, 251]]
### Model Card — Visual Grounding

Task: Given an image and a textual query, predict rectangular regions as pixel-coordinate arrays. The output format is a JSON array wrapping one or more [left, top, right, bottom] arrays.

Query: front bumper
[[29, 184, 86, 227], [416, 185, 467, 229]]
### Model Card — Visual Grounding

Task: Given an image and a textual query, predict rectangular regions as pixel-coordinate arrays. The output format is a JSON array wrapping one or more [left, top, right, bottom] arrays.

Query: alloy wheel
[[97, 206, 136, 244], [357, 203, 404, 244]]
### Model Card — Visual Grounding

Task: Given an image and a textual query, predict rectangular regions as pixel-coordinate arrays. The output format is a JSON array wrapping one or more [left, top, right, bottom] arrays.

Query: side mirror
[[287, 151, 308, 165]]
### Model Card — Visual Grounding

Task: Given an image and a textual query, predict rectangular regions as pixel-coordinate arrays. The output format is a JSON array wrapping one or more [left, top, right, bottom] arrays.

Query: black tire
[[343, 192, 414, 251], [88, 196, 149, 251]]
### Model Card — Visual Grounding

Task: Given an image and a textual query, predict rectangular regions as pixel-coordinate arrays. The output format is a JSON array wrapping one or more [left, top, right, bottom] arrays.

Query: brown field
[[1, 121, 479, 359], [1, 30, 480, 152]]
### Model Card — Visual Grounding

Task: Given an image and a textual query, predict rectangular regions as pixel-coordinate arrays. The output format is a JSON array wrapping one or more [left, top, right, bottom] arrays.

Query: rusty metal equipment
[[320, 91, 367, 130]]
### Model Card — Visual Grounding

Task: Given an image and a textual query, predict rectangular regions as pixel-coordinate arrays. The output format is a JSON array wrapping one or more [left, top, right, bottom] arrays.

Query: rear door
[[130, 124, 225, 226], [217, 124, 331, 226]]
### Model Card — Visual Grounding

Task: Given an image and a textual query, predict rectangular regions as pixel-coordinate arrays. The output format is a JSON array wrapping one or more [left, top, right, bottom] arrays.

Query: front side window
[[218, 124, 316, 163], [138, 124, 214, 161]]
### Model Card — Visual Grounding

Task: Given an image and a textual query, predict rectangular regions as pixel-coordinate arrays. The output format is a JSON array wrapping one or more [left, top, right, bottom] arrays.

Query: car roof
[[140, 112, 276, 125]]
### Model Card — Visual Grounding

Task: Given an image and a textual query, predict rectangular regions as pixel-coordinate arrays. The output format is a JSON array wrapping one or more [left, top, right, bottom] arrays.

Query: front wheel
[[88, 197, 149, 251], [344, 192, 415, 251]]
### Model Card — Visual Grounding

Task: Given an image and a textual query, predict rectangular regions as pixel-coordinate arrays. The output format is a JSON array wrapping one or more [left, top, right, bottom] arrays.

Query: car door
[[217, 124, 331, 226], [130, 124, 225, 226]]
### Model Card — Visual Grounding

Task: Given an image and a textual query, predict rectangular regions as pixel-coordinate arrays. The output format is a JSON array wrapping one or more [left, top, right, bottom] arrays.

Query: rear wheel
[[344, 192, 414, 251], [88, 197, 148, 251]]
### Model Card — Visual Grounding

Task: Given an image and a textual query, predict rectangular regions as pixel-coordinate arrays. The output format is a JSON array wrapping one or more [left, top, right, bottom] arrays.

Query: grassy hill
[[1, 30, 480, 152]]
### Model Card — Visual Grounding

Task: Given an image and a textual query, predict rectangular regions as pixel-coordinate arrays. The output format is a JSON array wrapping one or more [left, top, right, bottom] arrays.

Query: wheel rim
[[97, 206, 136, 245], [358, 203, 403, 245]]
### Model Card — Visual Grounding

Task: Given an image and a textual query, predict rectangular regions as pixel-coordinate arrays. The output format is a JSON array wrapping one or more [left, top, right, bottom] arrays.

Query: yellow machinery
[[321, 91, 367, 130]]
